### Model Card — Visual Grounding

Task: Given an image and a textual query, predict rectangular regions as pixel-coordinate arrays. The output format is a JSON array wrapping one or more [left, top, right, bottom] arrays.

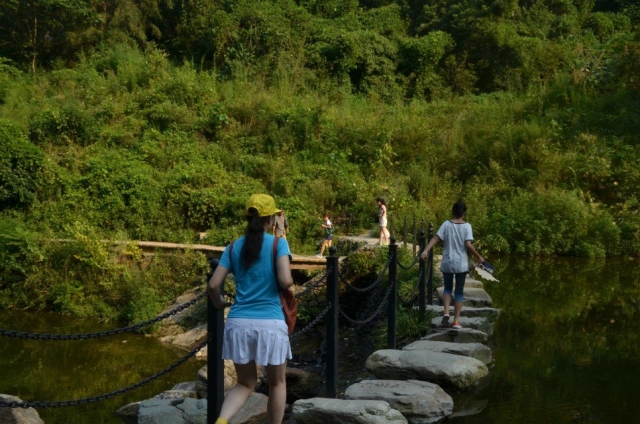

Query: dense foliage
[[0, 1, 638, 318]]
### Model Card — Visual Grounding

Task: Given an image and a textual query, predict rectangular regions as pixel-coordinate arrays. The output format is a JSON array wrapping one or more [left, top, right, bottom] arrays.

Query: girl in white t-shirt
[[376, 197, 390, 245], [421, 200, 485, 329]]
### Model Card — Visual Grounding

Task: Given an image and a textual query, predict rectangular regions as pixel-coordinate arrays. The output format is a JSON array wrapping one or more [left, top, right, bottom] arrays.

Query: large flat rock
[[403, 340, 492, 365], [421, 328, 489, 344], [429, 316, 494, 336], [424, 305, 499, 319], [345, 380, 453, 424], [461, 278, 484, 289], [0, 394, 44, 424], [366, 349, 488, 391], [436, 287, 493, 307], [293, 397, 407, 423]]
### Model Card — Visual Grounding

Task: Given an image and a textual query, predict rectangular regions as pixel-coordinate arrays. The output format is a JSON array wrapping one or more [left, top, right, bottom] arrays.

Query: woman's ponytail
[[241, 207, 271, 268]]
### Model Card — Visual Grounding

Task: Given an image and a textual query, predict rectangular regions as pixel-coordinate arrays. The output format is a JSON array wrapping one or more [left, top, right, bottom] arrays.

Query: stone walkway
[[293, 272, 499, 423], [109, 246, 499, 424]]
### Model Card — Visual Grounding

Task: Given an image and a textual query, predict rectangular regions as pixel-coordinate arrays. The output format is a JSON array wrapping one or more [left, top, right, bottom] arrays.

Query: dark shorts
[[324, 234, 334, 241]]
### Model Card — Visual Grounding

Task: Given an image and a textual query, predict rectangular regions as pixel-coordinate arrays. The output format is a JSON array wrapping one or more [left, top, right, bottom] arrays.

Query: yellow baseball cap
[[246, 194, 282, 217]]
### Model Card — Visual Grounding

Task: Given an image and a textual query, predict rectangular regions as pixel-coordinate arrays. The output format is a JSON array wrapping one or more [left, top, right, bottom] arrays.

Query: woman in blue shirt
[[208, 194, 293, 424]]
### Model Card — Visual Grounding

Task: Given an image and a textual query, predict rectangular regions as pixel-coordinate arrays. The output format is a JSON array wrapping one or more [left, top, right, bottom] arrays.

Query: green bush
[[29, 106, 99, 146], [486, 189, 621, 257], [0, 121, 47, 210], [0, 217, 42, 304]]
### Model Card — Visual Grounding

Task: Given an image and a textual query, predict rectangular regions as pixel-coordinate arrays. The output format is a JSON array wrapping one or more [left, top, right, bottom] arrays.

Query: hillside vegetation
[[0, 1, 638, 318]]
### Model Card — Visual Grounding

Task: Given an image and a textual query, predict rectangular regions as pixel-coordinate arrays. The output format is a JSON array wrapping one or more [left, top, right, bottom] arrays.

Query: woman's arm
[[420, 235, 441, 260], [276, 255, 294, 289], [465, 240, 485, 263], [207, 265, 229, 310]]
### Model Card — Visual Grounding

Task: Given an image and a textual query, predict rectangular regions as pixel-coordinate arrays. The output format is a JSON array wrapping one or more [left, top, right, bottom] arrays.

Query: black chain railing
[[0, 292, 207, 341], [290, 303, 332, 340], [338, 257, 390, 293], [0, 340, 207, 409], [402, 266, 424, 305], [398, 250, 421, 270], [295, 268, 330, 299], [338, 281, 394, 326]]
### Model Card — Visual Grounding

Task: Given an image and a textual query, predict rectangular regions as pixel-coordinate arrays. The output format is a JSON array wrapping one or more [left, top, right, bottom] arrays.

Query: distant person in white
[[421, 200, 485, 329], [376, 197, 390, 245]]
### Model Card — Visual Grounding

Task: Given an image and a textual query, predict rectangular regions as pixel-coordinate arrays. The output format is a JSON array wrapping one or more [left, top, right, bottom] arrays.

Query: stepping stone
[[436, 287, 493, 307], [366, 349, 488, 391], [345, 380, 453, 424], [424, 305, 500, 319], [421, 328, 488, 344], [463, 278, 484, 289], [403, 340, 492, 365], [429, 316, 494, 336], [0, 394, 44, 424], [137, 398, 208, 424], [293, 398, 407, 423]]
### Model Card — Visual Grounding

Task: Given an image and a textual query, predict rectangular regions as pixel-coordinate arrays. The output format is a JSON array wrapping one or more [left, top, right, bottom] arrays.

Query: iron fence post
[[418, 228, 426, 314], [387, 236, 398, 349], [326, 246, 339, 398], [206, 258, 224, 422], [427, 222, 434, 305], [402, 216, 408, 248], [412, 216, 417, 255]]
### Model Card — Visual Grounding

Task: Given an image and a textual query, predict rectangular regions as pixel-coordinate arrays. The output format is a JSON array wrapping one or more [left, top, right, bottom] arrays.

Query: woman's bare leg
[[266, 362, 287, 424], [218, 362, 257, 421]]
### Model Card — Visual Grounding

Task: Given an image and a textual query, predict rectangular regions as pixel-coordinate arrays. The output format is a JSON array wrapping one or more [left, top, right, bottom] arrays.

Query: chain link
[[0, 340, 208, 409], [290, 303, 331, 340], [295, 268, 330, 299], [338, 281, 394, 326], [397, 254, 419, 271], [402, 267, 424, 305], [0, 292, 207, 341], [338, 257, 391, 293]]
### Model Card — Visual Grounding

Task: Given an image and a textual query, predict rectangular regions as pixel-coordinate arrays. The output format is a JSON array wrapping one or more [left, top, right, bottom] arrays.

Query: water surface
[[449, 256, 640, 423], [0, 310, 204, 423]]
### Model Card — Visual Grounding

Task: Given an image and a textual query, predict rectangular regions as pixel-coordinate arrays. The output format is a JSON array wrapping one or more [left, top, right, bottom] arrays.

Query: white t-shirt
[[436, 220, 474, 273]]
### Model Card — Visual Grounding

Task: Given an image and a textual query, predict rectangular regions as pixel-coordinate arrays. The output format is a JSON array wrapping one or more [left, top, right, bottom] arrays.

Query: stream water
[[1, 256, 638, 423], [446, 255, 640, 423], [0, 310, 203, 423]]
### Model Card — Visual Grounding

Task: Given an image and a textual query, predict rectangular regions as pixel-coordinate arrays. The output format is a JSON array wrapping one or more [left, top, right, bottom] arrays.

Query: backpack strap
[[273, 236, 280, 281], [227, 241, 235, 271]]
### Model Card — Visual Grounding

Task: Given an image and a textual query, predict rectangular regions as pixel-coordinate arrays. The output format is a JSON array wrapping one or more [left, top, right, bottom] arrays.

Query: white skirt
[[380, 217, 387, 227], [222, 318, 292, 366]]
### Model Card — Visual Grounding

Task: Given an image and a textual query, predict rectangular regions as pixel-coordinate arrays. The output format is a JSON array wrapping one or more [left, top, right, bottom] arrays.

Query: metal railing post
[[326, 246, 339, 398], [427, 222, 434, 305], [207, 258, 224, 422], [402, 216, 408, 248], [387, 236, 398, 349], [418, 227, 426, 314], [412, 216, 417, 255]]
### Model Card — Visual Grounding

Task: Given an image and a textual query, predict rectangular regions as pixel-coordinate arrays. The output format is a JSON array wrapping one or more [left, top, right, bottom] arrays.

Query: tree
[[0, 0, 100, 72]]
